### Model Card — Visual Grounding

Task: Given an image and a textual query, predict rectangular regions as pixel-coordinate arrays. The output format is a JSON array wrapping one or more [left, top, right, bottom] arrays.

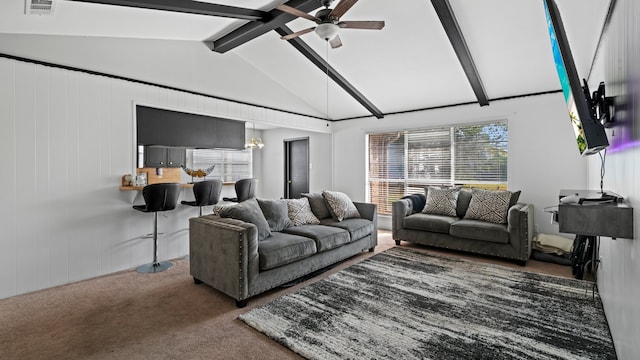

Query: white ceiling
[[0, 0, 611, 121]]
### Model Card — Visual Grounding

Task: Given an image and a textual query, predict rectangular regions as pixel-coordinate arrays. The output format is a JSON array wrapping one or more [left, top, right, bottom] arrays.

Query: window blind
[[192, 148, 252, 182], [367, 121, 507, 215]]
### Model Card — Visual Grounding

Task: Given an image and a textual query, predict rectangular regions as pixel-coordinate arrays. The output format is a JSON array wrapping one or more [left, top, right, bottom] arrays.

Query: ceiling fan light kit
[[276, 0, 384, 48], [315, 23, 340, 40]]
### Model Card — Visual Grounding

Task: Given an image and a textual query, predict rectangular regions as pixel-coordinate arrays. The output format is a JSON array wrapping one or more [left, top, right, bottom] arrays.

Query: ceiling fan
[[276, 0, 385, 49]]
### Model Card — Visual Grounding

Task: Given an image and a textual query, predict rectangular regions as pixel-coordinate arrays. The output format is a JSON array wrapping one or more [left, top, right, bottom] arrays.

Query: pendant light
[[245, 122, 264, 150]]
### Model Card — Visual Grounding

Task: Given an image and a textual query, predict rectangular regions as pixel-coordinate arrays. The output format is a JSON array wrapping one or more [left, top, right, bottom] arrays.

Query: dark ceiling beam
[[431, 0, 489, 106], [276, 26, 384, 119], [208, 0, 320, 53], [69, 0, 267, 21]]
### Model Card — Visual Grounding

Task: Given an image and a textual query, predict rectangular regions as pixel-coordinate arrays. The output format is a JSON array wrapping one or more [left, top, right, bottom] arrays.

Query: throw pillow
[[464, 189, 513, 224], [421, 187, 460, 217], [287, 197, 320, 226], [257, 199, 293, 232], [217, 198, 272, 240], [322, 190, 361, 222], [509, 190, 522, 207], [301, 192, 332, 220]]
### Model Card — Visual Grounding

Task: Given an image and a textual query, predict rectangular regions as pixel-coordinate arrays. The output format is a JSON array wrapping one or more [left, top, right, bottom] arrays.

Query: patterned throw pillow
[[464, 189, 513, 224], [287, 197, 320, 226], [322, 190, 361, 222], [421, 187, 460, 217]]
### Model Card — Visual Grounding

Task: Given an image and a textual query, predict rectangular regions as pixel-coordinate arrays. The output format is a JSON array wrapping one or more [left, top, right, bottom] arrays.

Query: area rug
[[239, 247, 616, 359]]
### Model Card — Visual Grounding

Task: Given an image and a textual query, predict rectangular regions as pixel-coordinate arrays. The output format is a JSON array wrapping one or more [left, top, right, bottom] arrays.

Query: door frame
[[284, 137, 310, 199]]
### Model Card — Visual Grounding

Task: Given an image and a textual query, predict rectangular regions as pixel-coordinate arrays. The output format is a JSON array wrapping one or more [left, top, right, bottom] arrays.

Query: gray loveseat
[[392, 189, 533, 264], [189, 193, 377, 307]]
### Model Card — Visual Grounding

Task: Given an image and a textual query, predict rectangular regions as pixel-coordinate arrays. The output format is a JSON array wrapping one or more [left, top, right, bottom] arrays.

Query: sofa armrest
[[354, 202, 378, 245], [189, 215, 260, 301], [507, 203, 534, 261], [392, 199, 412, 241], [354, 201, 376, 221]]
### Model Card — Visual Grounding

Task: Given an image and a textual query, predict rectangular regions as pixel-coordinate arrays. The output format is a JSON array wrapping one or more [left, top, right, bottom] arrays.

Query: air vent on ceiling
[[25, 0, 55, 15]]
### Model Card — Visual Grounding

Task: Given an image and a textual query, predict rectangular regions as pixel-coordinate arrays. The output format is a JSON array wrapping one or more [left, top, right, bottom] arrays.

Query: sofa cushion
[[216, 198, 272, 241], [257, 198, 293, 232], [464, 189, 513, 224], [301, 192, 332, 220], [288, 197, 321, 226], [282, 224, 351, 252], [320, 218, 374, 241], [422, 187, 460, 217], [258, 232, 317, 271], [403, 213, 458, 234], [322, 190, 361, 221], [450, 219, 509, 244]]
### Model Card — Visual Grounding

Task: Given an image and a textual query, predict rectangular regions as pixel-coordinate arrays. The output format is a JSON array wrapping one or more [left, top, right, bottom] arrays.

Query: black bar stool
[[223, 178, 258, 203], [133, 183, 181, 273], [181, 179, 223, 216]]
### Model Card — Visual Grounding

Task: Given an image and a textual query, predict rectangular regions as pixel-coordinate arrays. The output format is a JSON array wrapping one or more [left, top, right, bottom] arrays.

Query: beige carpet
[[0, 231, 572, 359]]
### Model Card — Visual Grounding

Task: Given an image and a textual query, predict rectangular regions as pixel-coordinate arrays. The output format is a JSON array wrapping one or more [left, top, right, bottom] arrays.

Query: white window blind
[[367, 121, 507, 215], [192, 149, 252, 182]]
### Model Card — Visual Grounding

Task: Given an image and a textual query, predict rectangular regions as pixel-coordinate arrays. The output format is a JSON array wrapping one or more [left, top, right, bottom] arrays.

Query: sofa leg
[[395, 240, 401, 245], [236, 299, 248, 308], [369, 246, 375, 252], [193, 277, 203, 284]]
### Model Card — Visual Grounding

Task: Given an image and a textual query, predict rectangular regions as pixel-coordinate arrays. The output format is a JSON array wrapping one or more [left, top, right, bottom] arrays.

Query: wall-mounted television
[[543, 0, 609, 156]]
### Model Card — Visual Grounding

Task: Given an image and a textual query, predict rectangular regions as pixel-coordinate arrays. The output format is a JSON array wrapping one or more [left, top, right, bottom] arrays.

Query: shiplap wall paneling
[[0, 58, 17, 299]]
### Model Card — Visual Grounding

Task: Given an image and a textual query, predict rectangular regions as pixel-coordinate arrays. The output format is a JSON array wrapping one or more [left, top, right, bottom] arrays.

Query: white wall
[[332, 93, 590, 232], [584, 0, 640, 358], [259, 128, 333, 200], [0, 57, 328, 299]]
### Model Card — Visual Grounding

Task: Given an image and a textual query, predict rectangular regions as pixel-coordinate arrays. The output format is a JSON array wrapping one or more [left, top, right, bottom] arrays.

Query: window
[[192, 148, 252, 182], [367, 121, 508, 215]]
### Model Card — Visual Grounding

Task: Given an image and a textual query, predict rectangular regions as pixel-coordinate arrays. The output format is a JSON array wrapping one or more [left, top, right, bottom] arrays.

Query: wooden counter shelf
[[120, 167, 234, 191], [119, 182, 234, 191]]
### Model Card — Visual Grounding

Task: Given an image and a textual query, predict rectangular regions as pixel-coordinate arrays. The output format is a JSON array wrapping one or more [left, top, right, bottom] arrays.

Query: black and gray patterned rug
[[239, 247, 616, 359]]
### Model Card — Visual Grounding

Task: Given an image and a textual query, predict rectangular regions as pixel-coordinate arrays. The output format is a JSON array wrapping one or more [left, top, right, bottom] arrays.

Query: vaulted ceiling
[[0, 0, 612, 121]]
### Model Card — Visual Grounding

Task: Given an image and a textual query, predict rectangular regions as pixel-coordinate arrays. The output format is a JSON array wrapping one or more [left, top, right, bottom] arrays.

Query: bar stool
[[223, 178, 258, 203], [133, 183, 181, 273], [181, 179, 223, 216]]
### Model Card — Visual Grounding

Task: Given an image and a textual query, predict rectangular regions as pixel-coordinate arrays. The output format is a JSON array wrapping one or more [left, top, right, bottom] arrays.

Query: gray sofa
[[392, 189, 533, 264], [189, 196, 377, 307]]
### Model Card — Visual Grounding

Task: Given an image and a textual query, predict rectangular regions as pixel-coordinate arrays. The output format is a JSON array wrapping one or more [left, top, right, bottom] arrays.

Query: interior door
[[284, 138, 309, 199]]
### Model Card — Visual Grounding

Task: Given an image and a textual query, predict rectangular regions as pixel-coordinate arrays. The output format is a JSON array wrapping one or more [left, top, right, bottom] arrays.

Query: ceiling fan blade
[[330, 0, 358, 19], [280, 27, 316, 40], [338, 20, 385, 30], [275, 4, 320, 22], [329, 34, 343, 49]]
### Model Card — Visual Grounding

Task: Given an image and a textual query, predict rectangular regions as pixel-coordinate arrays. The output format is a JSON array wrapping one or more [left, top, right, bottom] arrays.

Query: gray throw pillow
[[422, 187, 459, 217], [301, 192, 332, 220], [217, 198, 272, 240], [322, 190, 361, 222], [509, 190, 522, 207], [257, 199, 293, 232], [464, 189, 513, 224]]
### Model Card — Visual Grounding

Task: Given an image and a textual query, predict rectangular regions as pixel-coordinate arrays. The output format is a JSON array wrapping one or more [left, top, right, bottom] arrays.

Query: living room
[[0, 0, 638, 358]]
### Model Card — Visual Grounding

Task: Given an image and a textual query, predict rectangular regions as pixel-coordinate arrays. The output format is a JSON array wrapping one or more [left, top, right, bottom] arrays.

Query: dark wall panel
[[136, 105, 245, 149]]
